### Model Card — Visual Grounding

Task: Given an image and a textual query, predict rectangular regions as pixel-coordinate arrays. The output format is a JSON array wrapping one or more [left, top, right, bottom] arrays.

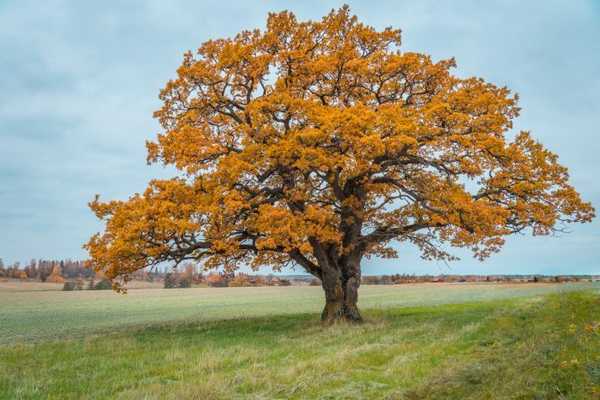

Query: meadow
[[1, 282, 599, 399]]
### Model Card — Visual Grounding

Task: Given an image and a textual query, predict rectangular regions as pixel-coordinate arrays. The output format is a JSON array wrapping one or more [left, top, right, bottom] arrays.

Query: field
[[1, 283, 600, 399]]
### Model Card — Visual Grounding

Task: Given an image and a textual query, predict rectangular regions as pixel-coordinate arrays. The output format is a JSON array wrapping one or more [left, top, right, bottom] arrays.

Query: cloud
[[0, 0, 598, 274]]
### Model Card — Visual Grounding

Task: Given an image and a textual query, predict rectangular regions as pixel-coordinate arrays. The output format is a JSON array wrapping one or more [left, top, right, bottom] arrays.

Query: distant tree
[[178, 277, 192, 288], [85, 6, 594, 323], [193, 271, 204, 284], [254, 276, 268, 287], [38, 260, 52, 282], [145, 270, 155, 282], [181, 263, 195, 287], [24, 259, 37, 279], [163, 272, 178, 288], [229, 273, 251, 287], [206, 273, 228, 288], [46, 264, 65, 283]]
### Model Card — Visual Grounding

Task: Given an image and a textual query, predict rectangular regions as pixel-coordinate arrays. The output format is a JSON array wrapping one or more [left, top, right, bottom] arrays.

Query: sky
[[1, 0, 599, 275]]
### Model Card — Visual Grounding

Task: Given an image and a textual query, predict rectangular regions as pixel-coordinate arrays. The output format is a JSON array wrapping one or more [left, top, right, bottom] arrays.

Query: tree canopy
[[86, 6, 594, 322]]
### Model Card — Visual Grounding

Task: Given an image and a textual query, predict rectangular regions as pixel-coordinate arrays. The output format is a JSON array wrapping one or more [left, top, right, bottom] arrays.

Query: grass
[[1, 283, 599, 399], [1, 282, 595, 344]]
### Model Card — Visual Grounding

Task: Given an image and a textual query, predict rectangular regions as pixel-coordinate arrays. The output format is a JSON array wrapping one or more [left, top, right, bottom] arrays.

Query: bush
[[164, 272, 192, 288], [229, 274, 251, 287], [62, 281, 77, 291], [206, 273, 228, 287], [164, 272, 178, 288], [63, 279, 86, 291], [46, 273, 65, 284], [178, 276, 192, 288], [91, 279, 112, 290]]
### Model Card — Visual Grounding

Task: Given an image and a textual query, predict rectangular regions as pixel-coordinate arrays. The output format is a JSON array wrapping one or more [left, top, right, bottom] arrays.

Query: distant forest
[[0, 258, 597, 289], [0, 258, 94, 282]]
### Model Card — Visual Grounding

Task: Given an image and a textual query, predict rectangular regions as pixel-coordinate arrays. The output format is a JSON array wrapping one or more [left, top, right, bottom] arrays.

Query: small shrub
[[62, 281, 77, 291], [164, 272, 178, 288], [178, 276, 192, 288], [91, 279, 112, 290], [229, 274, 251, 287], [206, 273, 228, 287], [163, 272, 193, 289]]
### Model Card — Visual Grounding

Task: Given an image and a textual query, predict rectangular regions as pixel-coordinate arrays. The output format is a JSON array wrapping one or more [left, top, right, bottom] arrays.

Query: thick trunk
[[320, 263, 362, 324]]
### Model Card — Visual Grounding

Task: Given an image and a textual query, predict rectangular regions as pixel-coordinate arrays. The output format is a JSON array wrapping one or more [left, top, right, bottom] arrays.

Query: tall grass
[[1, 283, 598, 399]]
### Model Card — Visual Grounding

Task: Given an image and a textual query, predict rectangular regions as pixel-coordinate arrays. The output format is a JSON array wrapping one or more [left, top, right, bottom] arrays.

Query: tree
[[164, 272, 178, 288], [25, 259, 38, 279], [46, 264, 65, 284], [229, 273, 251, 287], [182, 263, 195, 284], [85, 6, 594, 323], [206, 273, 228, 287]]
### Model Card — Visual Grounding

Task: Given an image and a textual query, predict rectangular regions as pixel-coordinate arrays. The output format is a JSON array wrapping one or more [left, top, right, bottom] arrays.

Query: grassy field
[[1, 283, 599, 399], [1, 282, 595, 344]]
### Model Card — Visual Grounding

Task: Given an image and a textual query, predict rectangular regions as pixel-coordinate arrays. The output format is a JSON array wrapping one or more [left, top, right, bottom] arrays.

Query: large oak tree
[[86, 7, 594, 323]]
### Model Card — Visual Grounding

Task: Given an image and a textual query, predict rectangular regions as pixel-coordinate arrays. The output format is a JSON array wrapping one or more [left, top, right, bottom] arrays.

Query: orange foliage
[[85, 6, 593, 292], [228, 273, 250, 287], [205, 273, 227, 287], [46, 265, 65, 284]]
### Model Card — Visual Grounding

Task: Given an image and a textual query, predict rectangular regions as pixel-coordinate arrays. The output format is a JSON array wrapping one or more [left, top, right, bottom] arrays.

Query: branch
[[288, 249, 321, 278], [360, 223, 444, 245]]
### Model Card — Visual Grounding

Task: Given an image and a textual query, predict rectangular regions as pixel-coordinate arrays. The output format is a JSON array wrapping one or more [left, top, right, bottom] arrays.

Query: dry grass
[[0, 279, 64, 291], [1, 287, 599, 399]]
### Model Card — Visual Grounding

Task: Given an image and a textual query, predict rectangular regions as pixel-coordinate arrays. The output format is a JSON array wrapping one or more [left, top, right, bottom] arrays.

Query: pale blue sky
[[1, 0, 599, 275]]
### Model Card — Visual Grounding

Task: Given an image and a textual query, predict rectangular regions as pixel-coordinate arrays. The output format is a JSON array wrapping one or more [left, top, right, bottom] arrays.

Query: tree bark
[[320, 262, 363, 324]]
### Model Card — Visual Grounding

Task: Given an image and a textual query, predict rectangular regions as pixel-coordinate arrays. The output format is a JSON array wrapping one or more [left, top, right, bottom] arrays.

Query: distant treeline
[[0, 258, 94, 282], [1, 258, 597, 288], [163, 271, 598, 288], [0, 259, 295, 289], [163, 267, 293, 289], [360, 274, 599, 285]]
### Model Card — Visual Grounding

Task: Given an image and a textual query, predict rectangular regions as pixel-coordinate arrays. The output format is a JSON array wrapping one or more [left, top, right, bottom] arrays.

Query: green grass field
[[1, 283, 599, 399]]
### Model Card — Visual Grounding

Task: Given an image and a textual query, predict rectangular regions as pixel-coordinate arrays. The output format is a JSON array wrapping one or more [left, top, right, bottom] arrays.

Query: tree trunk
[[320, 264, 362, 324]]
